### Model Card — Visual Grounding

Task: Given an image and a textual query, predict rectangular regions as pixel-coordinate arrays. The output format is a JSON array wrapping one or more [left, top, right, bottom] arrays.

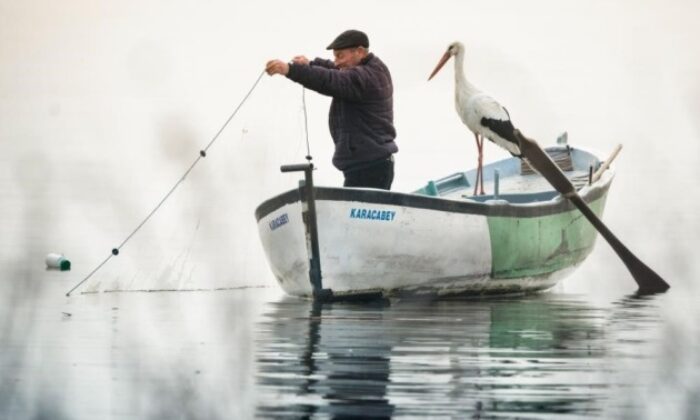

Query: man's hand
[[292, 56, 309, 65], [265, 59, 289, 76]]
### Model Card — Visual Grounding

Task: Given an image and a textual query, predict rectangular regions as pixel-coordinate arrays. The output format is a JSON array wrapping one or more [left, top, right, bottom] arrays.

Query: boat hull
[[256, 171, 613, 298]]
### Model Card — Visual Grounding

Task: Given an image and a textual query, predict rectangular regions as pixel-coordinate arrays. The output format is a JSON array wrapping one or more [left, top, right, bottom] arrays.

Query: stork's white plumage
[[429, 41, 521, 195]]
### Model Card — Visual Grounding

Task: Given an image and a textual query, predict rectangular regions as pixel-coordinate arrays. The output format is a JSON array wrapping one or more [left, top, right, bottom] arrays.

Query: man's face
[[333, 47, 364, 69]]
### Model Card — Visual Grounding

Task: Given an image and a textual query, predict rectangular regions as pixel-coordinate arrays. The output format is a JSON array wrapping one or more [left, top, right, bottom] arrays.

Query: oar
[[513, 130, 670, 294], [593, 143, 622, 183]]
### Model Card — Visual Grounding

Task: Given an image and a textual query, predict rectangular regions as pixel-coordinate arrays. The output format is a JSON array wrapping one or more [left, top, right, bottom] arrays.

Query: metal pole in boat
[[494, 170, 500, 199], [280, 163, 332, 301]]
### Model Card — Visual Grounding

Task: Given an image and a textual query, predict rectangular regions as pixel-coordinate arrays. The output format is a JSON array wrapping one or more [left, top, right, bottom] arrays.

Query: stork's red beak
[[428, 51, 451, 81]]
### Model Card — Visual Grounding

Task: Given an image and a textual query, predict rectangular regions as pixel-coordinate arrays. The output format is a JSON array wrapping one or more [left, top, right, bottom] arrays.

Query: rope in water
[[66, 70, 266, 297]]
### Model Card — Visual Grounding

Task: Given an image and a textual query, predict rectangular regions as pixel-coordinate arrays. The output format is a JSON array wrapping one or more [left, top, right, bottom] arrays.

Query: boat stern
[[256, 190, 313, 296]]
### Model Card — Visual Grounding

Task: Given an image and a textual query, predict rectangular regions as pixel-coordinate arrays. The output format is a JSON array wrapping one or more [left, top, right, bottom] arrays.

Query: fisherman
[[265, 29, 398, 190]]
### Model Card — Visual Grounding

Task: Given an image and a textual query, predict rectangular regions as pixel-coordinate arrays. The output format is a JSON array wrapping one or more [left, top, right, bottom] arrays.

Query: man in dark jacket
[[265, 29, 398, 190]]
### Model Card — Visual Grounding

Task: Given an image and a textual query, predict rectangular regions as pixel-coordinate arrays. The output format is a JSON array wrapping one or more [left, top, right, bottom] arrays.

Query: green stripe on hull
[[487, 195, 608, 279]]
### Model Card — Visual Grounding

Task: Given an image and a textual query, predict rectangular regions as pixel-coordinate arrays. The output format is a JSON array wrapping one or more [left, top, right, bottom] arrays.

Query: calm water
[[3, 278, 698, 419], [256, 292, 699, 419]]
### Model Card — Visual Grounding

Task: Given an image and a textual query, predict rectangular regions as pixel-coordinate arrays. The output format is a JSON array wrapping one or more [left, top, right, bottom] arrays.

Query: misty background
[[2, 0, 699, 292], [1, 0, 699, 418]]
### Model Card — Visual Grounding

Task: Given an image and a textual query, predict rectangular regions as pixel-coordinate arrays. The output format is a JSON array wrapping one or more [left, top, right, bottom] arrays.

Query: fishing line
[[66, 70, 266, 297], [302, 87, 312, 162]]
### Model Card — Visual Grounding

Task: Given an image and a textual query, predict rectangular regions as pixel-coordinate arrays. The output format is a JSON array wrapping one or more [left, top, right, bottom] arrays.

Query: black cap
[[326, 29, 369, 50]]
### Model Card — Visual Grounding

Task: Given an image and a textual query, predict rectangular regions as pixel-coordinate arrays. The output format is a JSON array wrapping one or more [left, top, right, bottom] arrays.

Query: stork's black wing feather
[[480, 117, 521, 157]]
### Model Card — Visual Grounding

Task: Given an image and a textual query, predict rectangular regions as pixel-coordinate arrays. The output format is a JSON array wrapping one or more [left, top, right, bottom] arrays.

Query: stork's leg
[[473, 134, 485, 195], [473, 134, 481, 195], [478, 137, 485, 195]]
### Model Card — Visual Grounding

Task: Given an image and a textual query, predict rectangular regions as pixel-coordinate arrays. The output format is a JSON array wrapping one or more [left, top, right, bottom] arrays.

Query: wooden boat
[[255, 143, 613, 299]]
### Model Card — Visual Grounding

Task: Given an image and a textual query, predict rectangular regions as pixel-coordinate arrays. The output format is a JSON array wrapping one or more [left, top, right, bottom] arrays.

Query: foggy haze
[[1, 0, 699, 418]]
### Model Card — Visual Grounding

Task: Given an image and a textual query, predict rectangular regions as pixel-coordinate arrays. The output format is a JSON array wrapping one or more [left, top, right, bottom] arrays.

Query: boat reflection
[[256, 299, 395, 418], [255, 293, 663, 418]]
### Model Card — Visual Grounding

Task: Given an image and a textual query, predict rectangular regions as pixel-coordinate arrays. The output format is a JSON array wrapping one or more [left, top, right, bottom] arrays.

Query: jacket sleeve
[[286, 63, 368, 101], [310, 58, 336, 69]]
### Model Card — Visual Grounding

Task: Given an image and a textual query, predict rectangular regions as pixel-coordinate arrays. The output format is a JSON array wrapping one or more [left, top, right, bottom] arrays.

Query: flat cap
[[326, 29, 369, 50]]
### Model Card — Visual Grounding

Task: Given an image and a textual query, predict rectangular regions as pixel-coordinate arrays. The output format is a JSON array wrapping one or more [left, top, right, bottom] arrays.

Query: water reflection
[[257, 300, 394, 418], [256, 294, 627, 418]]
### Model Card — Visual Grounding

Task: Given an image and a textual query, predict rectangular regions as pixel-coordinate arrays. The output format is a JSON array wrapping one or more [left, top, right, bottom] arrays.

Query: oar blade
[[513, 130, 670, 294], [568, 194, 671, 294], [626, 254, 670, 294]]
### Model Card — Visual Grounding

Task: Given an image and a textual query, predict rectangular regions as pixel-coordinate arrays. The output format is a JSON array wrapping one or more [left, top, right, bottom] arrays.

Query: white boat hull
[[256, 147, 613, 298]]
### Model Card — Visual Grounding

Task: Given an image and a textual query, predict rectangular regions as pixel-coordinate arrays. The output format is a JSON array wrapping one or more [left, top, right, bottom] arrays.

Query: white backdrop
[[1, 0, 698, 294]]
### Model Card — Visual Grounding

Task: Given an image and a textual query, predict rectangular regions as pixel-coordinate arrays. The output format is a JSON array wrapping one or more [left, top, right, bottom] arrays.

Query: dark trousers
[[343, 156, 394, 190]]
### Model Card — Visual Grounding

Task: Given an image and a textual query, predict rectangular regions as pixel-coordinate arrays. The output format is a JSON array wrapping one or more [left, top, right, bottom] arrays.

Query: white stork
[[428, 41, 522, 195]]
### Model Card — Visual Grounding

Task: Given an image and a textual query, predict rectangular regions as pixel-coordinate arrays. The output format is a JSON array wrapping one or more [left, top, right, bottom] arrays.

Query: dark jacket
[[286, 53, 398, 170]]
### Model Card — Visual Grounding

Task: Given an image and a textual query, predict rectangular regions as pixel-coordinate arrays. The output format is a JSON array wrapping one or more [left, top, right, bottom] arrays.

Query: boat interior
[[413, 146, 603, 204]]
